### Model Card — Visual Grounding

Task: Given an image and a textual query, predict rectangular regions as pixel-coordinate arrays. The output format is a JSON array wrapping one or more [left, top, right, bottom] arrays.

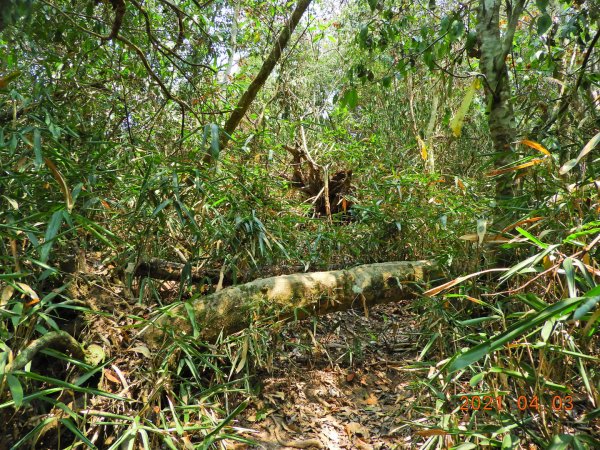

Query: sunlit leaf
[[520, 139, 550, 156], [415, 429, 448, 437], [417, 135, 427, 160], [502, 434, 520, 449], [16, 282, 39, 301], [477, 218, 487, 244], [515, 226, 547, 249], [447, 297, 583, 372], [487, 158, 545, 176], [547, 434, 574, 450], [424, 268, 508, 297], [449, 78, 481, 137], [501, 217, 544, 233], [559, 131, 600, 174]]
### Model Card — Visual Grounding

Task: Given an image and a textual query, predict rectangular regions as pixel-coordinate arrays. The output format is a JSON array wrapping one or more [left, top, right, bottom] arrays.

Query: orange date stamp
[[459, 395, 574, 412]]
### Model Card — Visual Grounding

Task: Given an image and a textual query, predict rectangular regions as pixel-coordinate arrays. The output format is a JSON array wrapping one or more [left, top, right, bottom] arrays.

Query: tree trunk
[[213, 0, 313, 156], [477, 0, 525, 201], [221, 0, 240, 84], [141, 260, 439, 346]]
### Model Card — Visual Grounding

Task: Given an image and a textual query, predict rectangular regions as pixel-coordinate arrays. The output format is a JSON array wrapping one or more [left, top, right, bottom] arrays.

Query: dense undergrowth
[[1, 0, 599, 448]]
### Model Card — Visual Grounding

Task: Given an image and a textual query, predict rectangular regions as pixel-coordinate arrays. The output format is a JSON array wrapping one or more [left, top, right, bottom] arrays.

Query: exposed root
[[5, 330, 85, 372]]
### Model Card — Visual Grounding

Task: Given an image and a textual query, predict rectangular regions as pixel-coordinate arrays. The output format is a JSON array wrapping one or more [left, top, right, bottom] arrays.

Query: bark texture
[[477, 0, 525, 199], [142, 260, 438, 346], [5, 331, 85, 372]]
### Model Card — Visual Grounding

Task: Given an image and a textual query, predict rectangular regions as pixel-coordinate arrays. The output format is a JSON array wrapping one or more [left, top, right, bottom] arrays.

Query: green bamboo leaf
[[419, 332, 439, 360], [33, 128, 42, 169], [547, 434, 573, 450], [458, 315, 501, 326], [201, 400, 248, 447], [517, 293, 548, 311], [40, 209, 64, 263], [60, 418, 97, 448], [7, 417, 57, 449], [202, 123, 220, 160], [540, 319, 555, 342], [559, 131, 600, 174], [515, 227, 547, 249], [489, 366, 567, 391], [447, 297, 583, 372], [12, 370, 127, 401], [151, 198, 172, 217], [453, 444, 477, 450], [469, 371, 485, 386], [563, 257, 576, 298], [573, 295, 600, 320], [502, 433, 519, 449], [571, 258, 596, 289], [499, 245, 558, 283], [6, 374, 24, 407]]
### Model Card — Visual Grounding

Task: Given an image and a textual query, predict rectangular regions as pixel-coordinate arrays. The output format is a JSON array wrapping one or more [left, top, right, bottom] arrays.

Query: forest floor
[[228, 301, 435, 449], [67, 266, 436, 449], [15, 249, 598, 450], [10, 257, 598, 449]]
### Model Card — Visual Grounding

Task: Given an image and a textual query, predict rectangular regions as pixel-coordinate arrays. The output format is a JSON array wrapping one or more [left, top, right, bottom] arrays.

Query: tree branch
[[216, 0, 313, 155]]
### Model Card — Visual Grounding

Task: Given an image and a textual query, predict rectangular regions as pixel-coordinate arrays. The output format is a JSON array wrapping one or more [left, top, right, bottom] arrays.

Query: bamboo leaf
[[446, 297, 583, 372], [6, 374, 24, 408], [521, 139, 550, 156], [33, 128, 43, 169], [487, 158, 545, 176], [515, 226, 547, 249], [449, 78, 481, 137], [40, 210, 64, 264], [559, 131, 600, 174], [44, 158, 74, 212]]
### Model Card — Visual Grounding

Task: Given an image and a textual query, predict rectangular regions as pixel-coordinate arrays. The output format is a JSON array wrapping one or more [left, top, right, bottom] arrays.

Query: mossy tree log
[[142, 261, 438, 346]]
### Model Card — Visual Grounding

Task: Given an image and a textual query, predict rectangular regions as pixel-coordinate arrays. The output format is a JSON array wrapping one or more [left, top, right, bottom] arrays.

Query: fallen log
[[134, 257, 347, 284], [134, 258, 219, 282], [141, 260, 439, 346]]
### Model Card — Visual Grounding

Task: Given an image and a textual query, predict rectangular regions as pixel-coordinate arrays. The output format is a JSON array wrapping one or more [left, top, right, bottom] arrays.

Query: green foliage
[[0, 0, 598, 447]]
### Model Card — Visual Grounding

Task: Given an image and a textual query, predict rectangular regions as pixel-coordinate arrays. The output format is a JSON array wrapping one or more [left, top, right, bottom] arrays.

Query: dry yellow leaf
[[487, 158, 544, 176], [521, 139, 551, 156]]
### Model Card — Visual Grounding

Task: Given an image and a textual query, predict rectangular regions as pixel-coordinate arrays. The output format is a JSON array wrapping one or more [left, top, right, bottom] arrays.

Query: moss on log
[[142, 260, 438, 346]]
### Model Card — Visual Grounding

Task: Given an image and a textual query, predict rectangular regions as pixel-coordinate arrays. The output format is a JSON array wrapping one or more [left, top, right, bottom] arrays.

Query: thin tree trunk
[[212, 0, 313, 157], [425, 83, 440, 172], [477, 0, 525, 200], [222, 0, 240, 84]]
